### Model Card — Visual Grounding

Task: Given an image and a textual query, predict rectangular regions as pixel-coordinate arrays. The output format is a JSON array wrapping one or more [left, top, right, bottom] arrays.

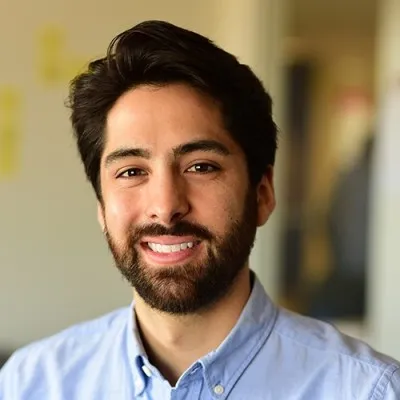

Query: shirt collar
[[125, 272, 278, 397]]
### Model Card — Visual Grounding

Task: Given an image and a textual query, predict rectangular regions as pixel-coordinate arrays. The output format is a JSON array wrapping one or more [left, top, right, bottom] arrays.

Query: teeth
[[171, 244, 180, 252], [161, 245, 171, 253], [148, 243, 156, 251], [148, 242, 195, 253]]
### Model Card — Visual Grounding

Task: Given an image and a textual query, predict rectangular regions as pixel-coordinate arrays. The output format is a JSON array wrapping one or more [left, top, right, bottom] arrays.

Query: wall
[[0, 0, 286, 349], [0, 0, 217, 349]]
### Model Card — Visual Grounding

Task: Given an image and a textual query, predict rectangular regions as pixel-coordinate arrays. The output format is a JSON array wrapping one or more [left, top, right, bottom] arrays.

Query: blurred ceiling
[[289, 0, 377, 38]]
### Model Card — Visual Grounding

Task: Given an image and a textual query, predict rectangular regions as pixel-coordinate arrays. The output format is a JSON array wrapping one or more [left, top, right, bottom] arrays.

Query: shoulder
[[271, 307, 400, 398], [274, 307, 398, 367], [0, 307, 130, 398], [10, 306, 130, 362]]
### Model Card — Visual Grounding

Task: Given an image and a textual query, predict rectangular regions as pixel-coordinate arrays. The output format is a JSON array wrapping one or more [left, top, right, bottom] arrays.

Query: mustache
[[129, 220, 214, 243]]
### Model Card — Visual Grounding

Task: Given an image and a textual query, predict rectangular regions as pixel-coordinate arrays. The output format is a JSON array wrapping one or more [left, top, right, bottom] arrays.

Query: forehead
[[104, 83, 240, 154]]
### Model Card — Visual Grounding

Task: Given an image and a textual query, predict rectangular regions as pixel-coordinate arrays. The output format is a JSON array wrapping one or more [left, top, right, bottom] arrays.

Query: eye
[[117, 168, 147, 178], [186, 163, 220, 174]]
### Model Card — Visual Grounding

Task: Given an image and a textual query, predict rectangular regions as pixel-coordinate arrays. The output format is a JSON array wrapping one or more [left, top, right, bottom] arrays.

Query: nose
[[145, 170, 190, 225]]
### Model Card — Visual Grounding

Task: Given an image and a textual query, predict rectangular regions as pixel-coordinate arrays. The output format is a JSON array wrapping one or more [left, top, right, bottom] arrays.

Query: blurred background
[[1, 0, 399, 367]]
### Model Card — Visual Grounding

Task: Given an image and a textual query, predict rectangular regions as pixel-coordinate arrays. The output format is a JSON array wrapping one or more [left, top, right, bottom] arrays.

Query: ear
[[256, 166, 276, 226], [97, 202, 106, 233]]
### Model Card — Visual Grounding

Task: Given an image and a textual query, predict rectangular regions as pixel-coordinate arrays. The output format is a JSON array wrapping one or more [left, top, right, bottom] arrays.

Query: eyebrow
[[172, 140, 231, 157], [104, 139, 231, 167], [104, 148, 151, 167]]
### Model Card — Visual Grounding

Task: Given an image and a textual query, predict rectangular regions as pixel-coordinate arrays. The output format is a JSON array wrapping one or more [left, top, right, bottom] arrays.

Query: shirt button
[[141, 365, 152, 377], [213, 384, 224, 395]]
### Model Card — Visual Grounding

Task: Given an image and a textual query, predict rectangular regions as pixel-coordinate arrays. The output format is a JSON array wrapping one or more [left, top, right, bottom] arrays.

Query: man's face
[[98, 83, 275, 314]]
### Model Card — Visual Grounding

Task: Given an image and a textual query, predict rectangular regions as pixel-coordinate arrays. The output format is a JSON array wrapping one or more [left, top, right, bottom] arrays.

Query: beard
[[104, 189, 258, 315]]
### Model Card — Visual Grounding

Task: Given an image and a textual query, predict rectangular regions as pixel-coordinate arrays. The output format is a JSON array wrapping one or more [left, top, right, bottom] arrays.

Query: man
[[0, 20, 399, 400]]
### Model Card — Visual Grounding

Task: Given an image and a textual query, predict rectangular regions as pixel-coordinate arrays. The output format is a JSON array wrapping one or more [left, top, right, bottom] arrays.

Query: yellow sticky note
[[0, 88, 21, 178], [37, 26, 65, 85], [37, 25, 89, 86]]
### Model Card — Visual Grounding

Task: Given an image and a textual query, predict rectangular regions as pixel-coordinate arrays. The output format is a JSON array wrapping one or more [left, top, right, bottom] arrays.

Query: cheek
[[103, 191, 141, 238], [192, 181, 245, 235]]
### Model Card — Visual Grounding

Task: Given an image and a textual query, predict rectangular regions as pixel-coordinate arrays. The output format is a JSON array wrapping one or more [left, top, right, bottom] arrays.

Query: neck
[[134, 267, 251, 386]]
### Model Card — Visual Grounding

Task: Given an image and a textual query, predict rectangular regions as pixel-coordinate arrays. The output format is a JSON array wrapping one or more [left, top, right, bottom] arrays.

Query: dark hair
[[67, 20, 277, 200]]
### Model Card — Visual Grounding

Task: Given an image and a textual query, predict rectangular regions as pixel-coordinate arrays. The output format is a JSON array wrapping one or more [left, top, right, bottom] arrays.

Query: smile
[[147, 241, 195, 253], [140, 236, 202, 265]]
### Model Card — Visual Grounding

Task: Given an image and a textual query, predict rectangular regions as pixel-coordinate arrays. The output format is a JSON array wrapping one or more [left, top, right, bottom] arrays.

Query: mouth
[[140, 237, 202, 265], [146, 240, 199, 253]]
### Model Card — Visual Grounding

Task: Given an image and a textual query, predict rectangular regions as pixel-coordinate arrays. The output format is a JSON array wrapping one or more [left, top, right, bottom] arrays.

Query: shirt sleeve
[[0, 354, 18, 400], [382, 366, 400, 400]]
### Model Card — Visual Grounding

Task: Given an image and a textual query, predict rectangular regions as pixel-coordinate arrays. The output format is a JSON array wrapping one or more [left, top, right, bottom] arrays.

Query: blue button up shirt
[[1, 275, 399, 399]]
